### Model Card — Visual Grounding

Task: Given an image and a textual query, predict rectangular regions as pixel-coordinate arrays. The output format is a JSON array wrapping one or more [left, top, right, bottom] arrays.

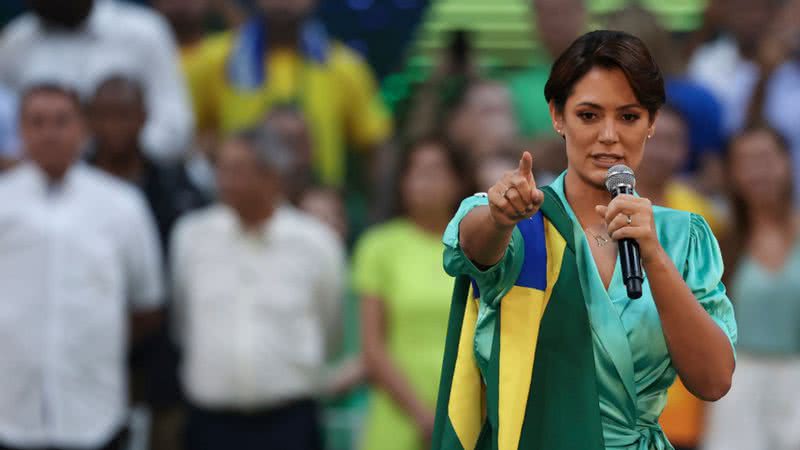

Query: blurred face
[[729, 130, 791, 207], [266, 112, 312, 171], [534, 0, 587, 58], [21, 91, 87, 180], [258, 0, 316, 26], [87, 85, 145, 157], [216, 139, 279, 214], [448, 83, 517, 159], [476, 155, 517, 192], [637, 109, 688, 185], [401, 144, 462, 218], [551, 67, 656, 189]]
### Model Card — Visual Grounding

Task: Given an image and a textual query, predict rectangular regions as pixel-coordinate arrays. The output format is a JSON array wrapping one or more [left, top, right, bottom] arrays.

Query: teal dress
[[441, 171, 737, 450]]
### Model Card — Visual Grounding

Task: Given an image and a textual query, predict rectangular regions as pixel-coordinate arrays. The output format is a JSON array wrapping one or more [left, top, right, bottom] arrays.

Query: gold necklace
[[586, 227, 611, 247]]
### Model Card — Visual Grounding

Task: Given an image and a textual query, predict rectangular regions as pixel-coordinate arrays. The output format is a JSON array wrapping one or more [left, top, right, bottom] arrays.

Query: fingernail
[[526, 205, 534, 212]]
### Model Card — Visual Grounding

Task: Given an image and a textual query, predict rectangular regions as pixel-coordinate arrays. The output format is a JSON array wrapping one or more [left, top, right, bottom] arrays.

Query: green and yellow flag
[[432, 187, 605, 450]]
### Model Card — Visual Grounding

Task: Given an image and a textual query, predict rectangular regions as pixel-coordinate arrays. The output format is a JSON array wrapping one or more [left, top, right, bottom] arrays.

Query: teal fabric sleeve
[[683, 213, 738, 356]]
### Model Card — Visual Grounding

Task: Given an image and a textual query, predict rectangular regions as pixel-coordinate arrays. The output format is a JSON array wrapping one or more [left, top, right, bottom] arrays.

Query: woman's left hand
[[595, 194, 663, 260]]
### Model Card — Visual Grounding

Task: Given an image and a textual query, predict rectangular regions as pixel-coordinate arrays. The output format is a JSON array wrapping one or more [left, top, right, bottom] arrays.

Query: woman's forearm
[[645, 248, 735, 401], [361, 296, 433, 426], [459, 206, 515, 268]]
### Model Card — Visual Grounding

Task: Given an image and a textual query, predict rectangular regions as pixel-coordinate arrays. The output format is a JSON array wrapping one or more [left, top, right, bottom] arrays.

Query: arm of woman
[[361, 294, 435, 440], [599, 197, 735, 401], [460, 152, 544, 266]]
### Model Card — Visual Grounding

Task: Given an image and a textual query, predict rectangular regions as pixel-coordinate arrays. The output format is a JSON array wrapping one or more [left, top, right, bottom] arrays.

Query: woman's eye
[[578, 112, 597, 121], [621, 113, 640, 122]]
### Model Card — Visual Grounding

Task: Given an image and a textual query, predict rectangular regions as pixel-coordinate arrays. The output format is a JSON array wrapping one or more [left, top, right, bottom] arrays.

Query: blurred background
[[0, 0, 799, 449]]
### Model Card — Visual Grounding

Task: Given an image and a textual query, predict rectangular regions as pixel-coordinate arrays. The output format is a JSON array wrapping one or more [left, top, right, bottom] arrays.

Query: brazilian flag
[[432, 186, 605, 450]]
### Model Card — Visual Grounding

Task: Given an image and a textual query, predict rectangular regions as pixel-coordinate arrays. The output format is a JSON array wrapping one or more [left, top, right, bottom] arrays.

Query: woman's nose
[[598, 118, 619, 145]]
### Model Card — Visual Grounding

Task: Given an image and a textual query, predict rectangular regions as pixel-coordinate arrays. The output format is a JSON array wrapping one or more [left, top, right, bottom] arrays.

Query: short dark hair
[[544, 30, 665, 118], [19, 82, 83, 116]]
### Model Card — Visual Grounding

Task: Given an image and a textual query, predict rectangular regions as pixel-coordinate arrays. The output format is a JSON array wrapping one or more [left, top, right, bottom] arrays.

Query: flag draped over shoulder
[[432, 186, 605, 450]]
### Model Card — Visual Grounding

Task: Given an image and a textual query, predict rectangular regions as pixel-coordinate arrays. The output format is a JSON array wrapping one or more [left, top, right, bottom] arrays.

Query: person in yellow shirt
[[636, 105, 727, 450], [185, 0, 392, 187]]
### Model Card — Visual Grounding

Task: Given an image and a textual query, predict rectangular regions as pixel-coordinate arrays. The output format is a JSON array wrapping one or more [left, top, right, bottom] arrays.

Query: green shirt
[[731, 240, 800, 355], [442, 171, 737, 450], [353, 219, 454, 450]]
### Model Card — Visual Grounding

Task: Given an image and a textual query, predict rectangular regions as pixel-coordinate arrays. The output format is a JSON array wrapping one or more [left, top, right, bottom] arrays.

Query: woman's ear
[[647, 110, 658, 139], [548, 100, 564, 137]]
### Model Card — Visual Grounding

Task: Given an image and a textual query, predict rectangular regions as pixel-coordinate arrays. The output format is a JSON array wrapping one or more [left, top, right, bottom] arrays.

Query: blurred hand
[[487, 151, 544, 228], [595, 195, 662, 260]]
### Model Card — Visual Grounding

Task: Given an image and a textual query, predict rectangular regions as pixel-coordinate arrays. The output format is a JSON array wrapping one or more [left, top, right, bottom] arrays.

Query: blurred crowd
[[0, 0, 799, 449]]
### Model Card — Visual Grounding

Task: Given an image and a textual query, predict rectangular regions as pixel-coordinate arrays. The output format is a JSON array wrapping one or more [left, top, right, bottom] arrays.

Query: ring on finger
[[626, 214, 632, 225]]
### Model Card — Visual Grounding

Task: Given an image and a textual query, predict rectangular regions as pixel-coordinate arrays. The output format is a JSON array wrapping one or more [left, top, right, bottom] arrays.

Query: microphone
[[605, 165, 643, 299]]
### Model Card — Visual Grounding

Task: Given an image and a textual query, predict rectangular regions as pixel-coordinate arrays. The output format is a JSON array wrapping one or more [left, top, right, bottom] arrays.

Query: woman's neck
[[747, 202, 793, 236], [564, 169, 613, 229], [408, 210, 451, 236]]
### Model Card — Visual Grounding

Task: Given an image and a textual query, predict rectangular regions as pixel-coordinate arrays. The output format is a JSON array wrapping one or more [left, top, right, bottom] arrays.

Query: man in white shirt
[[0, 84, 164, 450], [0, 0, 193, 161], [171, 126, 345, 450]]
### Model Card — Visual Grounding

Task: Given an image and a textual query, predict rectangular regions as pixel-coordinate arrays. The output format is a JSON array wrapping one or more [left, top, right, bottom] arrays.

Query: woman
[[432, 31, 736, 450], [354, 137, 473, 450], [703, 126, 800, 450]]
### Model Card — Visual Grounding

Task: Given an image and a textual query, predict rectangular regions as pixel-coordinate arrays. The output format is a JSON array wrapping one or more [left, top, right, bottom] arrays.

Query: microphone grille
[[605, 164, 635, 193]]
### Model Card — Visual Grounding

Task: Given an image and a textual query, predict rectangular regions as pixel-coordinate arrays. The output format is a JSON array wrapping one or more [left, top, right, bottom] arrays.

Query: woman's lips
[[591, 155, 624, 168]]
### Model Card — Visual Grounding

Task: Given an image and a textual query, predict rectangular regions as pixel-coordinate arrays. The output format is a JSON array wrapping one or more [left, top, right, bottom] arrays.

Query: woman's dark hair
[[722, 124, 793, 279], [390, 135, 475, 218], [544, 30, 665, 118]]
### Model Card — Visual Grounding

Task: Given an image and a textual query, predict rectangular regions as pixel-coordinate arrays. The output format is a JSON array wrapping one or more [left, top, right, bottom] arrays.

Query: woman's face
[[729, 130, 791, 206], [551, 66, 656, 189], [402, 143, 462, 217]]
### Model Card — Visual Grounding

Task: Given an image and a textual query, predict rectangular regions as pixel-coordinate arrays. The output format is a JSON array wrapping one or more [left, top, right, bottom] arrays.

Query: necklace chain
[[586, 226, 611, 247]]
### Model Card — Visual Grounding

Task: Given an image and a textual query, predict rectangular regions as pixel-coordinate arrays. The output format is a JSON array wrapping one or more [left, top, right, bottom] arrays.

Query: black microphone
[[605, 165, 643, 299]]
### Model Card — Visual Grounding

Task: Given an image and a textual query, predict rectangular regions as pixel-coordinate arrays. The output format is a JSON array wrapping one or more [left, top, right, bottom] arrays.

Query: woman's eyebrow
[[576, 101, 643, 110]]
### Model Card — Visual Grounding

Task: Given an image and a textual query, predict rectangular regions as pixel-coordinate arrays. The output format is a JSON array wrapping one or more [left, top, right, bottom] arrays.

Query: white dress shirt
[[0, 0, 193, 161], [0, 163, 164, 448], [171, 204, 345, 410]]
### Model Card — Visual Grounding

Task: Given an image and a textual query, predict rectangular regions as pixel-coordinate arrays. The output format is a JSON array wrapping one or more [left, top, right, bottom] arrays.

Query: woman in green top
[[703, 126, 800, 450], [432, 31, 737, 450], [354, 137, 474, 450]]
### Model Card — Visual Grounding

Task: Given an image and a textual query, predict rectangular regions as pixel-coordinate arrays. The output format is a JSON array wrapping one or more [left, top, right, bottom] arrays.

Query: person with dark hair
[[352, 137, 474, 450], [605, 6, 726, 194], [87, 76, 210, 249], [0, 0, 193, 161], [0, 84, 164, 450], [171, 125, 345, 450], [432, 30, 736, 450], [703, 126, 800, 450], [85, 75, 209, 450]]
